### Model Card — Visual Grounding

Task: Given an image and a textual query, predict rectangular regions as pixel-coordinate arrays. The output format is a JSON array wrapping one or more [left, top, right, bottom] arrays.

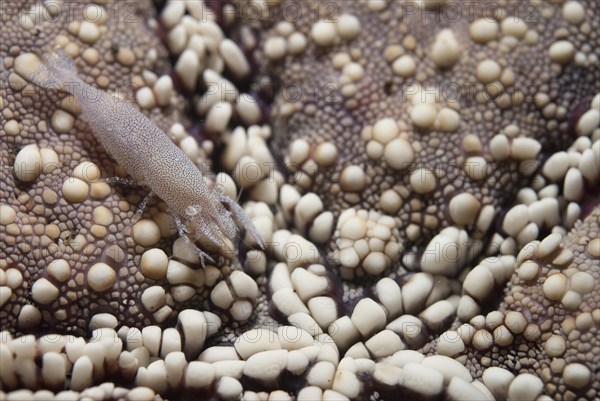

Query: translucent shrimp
[[30, 50, 264, 266]]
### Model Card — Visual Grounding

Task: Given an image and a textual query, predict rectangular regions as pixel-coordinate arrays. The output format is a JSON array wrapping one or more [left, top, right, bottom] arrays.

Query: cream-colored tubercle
[[31, 50, 264, 266]]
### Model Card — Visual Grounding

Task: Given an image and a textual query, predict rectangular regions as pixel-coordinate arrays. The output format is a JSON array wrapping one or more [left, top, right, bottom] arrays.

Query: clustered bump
[[1, 0, 599, 400]]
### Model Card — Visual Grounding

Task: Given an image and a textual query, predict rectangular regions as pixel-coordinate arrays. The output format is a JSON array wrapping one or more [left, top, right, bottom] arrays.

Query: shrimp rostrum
[[30, 50, 264, 266]]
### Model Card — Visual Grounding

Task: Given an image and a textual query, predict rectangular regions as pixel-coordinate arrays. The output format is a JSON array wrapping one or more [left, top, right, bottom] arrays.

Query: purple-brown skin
[[0, 0, 261, 338], [242, 0, 600, 398], [248, 0, 599, 275], [0, 0, 599, 399]]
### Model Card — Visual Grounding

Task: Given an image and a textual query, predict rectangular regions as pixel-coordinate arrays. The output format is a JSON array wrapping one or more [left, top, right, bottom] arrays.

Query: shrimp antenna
[[235, 186, 244, 203]]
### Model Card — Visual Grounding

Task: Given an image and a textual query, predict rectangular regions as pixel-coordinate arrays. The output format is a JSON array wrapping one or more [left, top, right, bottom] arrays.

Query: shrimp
[[29, 50, 264, 267]]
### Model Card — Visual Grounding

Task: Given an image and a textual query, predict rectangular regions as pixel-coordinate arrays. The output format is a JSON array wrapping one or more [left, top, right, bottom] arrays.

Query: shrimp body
[[31, 51, 263, 265]]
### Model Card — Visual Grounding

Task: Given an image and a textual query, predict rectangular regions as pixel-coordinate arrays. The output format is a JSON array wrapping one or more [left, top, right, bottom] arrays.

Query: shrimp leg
[[173, 214, 215, 268], [219, 194, 265, 249]]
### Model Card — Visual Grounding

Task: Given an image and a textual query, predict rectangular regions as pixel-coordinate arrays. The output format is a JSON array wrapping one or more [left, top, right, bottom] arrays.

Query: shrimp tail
[[30, 49, 82, 91]]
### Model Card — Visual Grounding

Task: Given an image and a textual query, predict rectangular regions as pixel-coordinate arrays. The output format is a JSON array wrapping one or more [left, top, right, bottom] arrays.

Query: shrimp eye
[[185, 206, 199, 217]]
